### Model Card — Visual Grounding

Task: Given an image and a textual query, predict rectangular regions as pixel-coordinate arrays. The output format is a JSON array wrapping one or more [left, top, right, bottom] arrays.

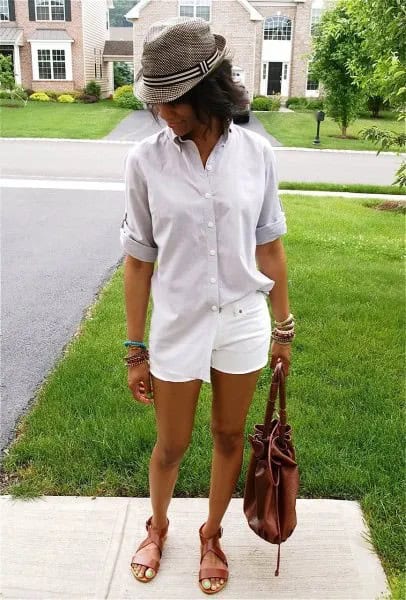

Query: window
[[283, 64, 288, 80], [37, 48, 66, 79], [264, 16, 292, 41], [306, 63, 319, 90], [35, 0, 65, 21], [179, 0, 211, 22], [0, 0, 9, 21], [262, 64, 267, 80], [310, 8, 322, 36]]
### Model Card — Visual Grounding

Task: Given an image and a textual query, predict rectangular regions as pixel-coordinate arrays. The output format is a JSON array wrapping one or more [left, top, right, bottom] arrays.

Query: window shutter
[[9, 0, 16, 20], [28, 0, 36, 20], [65, 0, 71, 21]]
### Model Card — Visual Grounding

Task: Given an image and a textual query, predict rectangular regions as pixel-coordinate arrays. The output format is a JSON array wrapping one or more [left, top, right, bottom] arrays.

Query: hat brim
[[134, 34, 227, 104]]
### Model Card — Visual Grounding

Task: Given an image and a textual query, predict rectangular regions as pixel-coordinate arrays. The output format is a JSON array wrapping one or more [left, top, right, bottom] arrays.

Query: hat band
[[143, 48, 220, 88]]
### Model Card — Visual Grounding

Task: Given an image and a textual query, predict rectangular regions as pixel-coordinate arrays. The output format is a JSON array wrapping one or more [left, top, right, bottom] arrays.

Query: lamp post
[[313, 110, 325, 145]]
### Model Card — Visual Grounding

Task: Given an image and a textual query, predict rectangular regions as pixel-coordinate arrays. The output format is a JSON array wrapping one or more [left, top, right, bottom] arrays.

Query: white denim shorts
[[150, 290, 271, 382]]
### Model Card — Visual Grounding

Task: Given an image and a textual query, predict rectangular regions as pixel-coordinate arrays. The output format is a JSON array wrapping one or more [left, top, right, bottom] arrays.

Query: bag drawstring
[[274, 466, 282, 576]]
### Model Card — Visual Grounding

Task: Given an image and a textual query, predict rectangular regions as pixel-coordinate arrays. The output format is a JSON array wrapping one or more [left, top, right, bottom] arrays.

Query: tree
[[347, 0, 406, 185], [0, 54, 15, 90], [109, 0, 137, 27], [114, 61, 133, 88], [310, 0, 365, 137]]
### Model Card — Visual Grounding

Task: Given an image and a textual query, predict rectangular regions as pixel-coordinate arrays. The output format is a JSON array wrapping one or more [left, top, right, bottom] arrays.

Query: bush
[[29, 92, 51, 102], [84, 80, 101, 100], [79, 94, 99, 103], [42, 90, 58, 101], [251, 95, 280, 111], [113, 84, 133, 100], [286, 96, 324, 110], [0, 85, 28, 100], [113, 85, 143, 110], [57, 94, 75, 103]]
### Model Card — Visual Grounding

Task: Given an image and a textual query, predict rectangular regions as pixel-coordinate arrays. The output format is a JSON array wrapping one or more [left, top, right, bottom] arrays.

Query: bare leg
[[132, 375, 202, 580], [200, 366, 262, 592]]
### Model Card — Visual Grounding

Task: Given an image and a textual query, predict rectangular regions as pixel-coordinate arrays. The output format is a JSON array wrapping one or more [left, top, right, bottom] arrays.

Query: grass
[[256, 110, 406, 151], [279, 181, 405, 196], [1, 195, 404, 595], [0, 99, 132, 139]]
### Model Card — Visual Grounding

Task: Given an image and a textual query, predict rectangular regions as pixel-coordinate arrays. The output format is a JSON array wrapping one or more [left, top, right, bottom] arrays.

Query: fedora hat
[[134, 16, 227, 104]]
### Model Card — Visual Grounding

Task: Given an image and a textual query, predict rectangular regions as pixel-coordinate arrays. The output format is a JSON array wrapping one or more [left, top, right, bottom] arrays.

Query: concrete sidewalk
[[1, 496, 389, 599]]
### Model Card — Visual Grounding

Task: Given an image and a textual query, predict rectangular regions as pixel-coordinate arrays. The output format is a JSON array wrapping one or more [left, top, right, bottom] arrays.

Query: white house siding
[[81, 0, 110, 96]]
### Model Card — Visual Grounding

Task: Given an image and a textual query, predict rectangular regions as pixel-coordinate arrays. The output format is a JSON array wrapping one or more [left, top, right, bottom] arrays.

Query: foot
[[131, 516, 169, 582], [199, 523, 228, 593]]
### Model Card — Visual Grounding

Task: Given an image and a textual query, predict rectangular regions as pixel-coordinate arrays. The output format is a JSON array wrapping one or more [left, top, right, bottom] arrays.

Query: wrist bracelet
[[274, 313, 294, 328], [124, 340, 147, 350]]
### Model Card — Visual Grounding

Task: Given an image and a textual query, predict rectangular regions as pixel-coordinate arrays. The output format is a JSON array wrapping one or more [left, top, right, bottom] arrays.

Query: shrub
[[57, 94, 75, 103], [42, 90, 58, 101], [286, 96, 324, 110], [113, 85, 143, 110], [78, 93, 99, 103], [251, 95, 280, 111], [113, 84, 133, 101], [29, 92, 51, 102], [84, 80, 101, 99]]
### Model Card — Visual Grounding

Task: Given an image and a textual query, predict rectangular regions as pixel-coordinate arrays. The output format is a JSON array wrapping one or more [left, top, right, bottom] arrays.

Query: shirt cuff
[[255, 218, 287, 245], [120, 228, 158, 262]]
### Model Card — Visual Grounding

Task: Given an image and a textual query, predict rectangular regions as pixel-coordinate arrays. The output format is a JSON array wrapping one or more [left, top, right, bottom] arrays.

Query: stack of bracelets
[[123, 340, 150, 368], [271, 312, 295, 345]]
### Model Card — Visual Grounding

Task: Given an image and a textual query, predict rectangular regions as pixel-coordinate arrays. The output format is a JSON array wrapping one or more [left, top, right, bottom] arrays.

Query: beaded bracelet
[[124, 340, 147, 350], [274, 313, 294, 328], [124, 349, 149, 367]]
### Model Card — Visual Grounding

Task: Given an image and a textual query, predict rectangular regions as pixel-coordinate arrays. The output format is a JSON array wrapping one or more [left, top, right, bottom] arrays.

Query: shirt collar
[[166, 121, 234, 152]]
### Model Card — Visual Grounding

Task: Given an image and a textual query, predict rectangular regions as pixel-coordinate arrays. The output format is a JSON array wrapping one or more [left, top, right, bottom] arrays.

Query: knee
[[211, 427, 244, 455], [154, 441, 189, 467]]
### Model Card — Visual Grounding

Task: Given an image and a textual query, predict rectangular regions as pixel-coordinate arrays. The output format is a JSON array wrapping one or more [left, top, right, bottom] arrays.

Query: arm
[[123, 254, 154, 353], [256, 238, 290, 323]]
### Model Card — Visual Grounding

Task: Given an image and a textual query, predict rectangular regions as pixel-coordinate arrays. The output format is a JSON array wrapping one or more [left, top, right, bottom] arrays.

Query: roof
[[126, 0, 263, 21], [103, 40, 133, 57], [27, 29, 73, 42], [0, 26, 24, 45]]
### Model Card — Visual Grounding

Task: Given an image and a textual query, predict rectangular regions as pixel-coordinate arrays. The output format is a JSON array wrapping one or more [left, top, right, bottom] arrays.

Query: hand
[[127, 360, 154, 405], [270, 341, 291, 376]]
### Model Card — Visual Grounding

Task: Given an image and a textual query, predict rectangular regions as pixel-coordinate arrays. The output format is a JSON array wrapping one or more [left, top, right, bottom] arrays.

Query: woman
[[120, 16, 295, 595]]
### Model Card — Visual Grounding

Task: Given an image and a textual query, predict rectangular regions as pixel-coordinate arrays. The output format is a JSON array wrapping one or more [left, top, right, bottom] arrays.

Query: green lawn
[[256, 110, 405, 151], [279, 181, 405, 196], [0, 99, 132, 139], [1, 195, 404, 596]]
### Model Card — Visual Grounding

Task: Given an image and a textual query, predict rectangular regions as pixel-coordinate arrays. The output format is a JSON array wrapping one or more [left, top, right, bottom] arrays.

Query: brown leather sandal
[[198, 522, 229, 595], [130, 515, 169, 583]]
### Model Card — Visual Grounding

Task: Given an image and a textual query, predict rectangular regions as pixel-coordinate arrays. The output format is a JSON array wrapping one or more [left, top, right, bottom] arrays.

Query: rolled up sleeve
[[255, 143, 287, 245], [120, 146, 158, 263]]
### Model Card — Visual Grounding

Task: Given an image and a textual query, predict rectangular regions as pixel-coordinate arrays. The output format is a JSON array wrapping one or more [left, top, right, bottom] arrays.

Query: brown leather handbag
[[243, 359, 299, 576]]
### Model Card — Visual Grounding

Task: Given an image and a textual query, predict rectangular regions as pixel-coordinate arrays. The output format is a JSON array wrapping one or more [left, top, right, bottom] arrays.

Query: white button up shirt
[[120, 121, 287, 382]]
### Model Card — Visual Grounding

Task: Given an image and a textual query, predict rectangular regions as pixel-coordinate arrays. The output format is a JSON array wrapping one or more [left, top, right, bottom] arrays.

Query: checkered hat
[[134, 16, 228, 104]]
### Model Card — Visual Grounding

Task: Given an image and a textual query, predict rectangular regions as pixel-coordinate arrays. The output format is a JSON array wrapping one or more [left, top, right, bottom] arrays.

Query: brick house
[[0, 0, 115, 97], [125, 0, 330, 100]]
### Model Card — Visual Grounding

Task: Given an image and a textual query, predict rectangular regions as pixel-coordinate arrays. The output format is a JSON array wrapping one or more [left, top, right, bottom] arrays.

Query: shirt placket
[[204, 139, 225, 316]]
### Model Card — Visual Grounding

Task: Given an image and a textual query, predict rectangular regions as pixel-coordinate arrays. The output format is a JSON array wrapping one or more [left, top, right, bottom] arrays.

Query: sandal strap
[[133, 516, 169, 561], [131, 556, 160, 572], [200, 542, 228, 567], [199, 566, 229, 581]]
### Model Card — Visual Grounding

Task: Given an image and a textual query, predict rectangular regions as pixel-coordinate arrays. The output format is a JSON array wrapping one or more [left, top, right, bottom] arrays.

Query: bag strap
[[263, 360, 287, 438]]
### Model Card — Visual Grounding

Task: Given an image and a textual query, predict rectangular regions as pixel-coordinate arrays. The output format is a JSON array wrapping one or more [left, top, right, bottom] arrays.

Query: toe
[[202, 578, 211, 590]]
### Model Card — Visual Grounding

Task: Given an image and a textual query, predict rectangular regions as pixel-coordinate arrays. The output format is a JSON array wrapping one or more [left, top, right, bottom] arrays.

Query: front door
[[267, 62, 282, 95]]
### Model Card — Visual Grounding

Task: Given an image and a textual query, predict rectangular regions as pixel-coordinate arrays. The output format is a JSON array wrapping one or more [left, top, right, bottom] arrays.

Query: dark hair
[[147, 55, 246, 134]]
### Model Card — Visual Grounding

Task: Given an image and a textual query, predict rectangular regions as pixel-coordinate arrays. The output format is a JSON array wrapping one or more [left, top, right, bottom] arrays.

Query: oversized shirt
[[120, 121, 288, 383]]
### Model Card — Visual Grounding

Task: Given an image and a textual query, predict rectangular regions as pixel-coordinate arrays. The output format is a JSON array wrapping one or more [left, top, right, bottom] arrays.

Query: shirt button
[[205, 192, 212, 198], [207, 221, 214, 228], [209, 249, 216, 256], [210, 277, 216, 284], [211, 305, 218, 311], [206, 165, 213, 171]]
